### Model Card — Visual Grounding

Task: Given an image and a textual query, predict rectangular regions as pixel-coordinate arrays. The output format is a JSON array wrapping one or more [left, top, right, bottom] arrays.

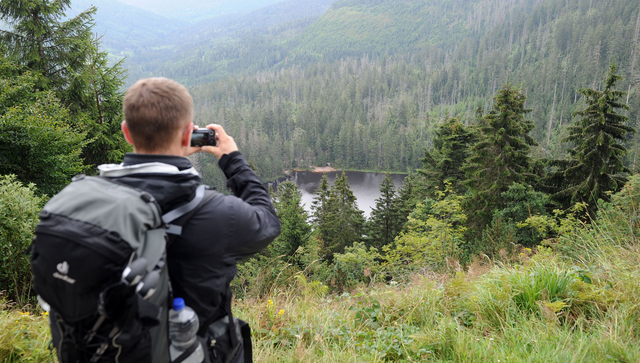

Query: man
[[104, 77, 280, 362]]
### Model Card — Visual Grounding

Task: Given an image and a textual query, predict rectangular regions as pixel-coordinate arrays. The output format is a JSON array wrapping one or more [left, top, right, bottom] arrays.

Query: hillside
[[122, 0, 336, 86], [177, 0, 640, 190], [114, 0, 285, 23], [4, 176, 640, 362], [68, 0, 188, 54]]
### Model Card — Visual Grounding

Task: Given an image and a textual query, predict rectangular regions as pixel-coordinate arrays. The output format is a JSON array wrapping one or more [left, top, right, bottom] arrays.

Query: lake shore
[[291, 166, 409, 175], [291, 166, 338, 173]]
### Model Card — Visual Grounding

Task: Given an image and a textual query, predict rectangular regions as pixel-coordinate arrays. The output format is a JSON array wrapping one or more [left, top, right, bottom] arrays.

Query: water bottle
[[169, 297, 204, 363]]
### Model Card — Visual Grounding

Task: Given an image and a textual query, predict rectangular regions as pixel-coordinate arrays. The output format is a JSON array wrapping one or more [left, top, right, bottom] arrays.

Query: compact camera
[[191, 129, 217, 147]]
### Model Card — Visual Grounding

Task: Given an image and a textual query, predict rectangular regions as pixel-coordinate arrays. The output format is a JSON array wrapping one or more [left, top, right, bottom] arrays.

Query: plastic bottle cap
[[173, 297, 185, 311]]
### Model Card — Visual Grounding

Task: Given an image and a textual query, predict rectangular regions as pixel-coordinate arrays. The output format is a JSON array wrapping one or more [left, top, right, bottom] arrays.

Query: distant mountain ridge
[[68, 0, 188, 55], [113, 0, 285, 23], [122, 0, 337, 85]]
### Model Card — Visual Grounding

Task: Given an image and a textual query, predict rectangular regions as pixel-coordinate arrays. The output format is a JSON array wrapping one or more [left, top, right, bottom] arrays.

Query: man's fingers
[[201, 145, 216, 154], [186, 146, 202, 156], [206, 124, 228, 138]]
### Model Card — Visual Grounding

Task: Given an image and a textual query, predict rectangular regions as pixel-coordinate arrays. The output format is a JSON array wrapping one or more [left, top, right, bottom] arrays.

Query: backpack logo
[[57, 261, 69, 275], [53, 261, 75, 284]]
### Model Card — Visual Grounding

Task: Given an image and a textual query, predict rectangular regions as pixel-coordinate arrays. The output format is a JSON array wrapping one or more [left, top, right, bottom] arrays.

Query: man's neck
[[133, 145, 187, 157]]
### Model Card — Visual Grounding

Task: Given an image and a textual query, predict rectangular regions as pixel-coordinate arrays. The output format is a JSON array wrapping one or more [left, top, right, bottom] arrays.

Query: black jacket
[[110, 151, 280, 327]]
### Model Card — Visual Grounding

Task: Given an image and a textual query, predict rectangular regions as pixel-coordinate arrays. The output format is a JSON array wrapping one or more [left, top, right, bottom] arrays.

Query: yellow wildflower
[[278, 309, 284, 316]]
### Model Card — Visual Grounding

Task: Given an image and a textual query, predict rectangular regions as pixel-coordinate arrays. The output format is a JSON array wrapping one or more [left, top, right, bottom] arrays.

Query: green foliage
[[331, 242, 380, 291], [0, 175, 43, 306], [0, 0, 94, 91], [384, 182, 467, 275], [67, 36, 130, 168], [0, 57, 87, 195], [366, 173, 404, 249], [419, 115, 476, 196], [479, 183, 550, 255], [0, 1, 130, 170], [519, 202, 588, 244], [395, 175, 422, 223], [9, 177, 640, 362], [316, 172, 365, 259], [558, 174, 640, 263], [545, 64, 636, 217], [0, 304, 54, 363], [233, 254, 299, 299], [311, 173, 330, 229], [142, 0, 639, 186], [463, 83, 537, 238], [501, 261, 574, 314], [269, 181, 312, 260]]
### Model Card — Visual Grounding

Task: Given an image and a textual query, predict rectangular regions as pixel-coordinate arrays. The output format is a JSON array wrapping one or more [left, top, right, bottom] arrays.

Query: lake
[[287, 170, 407, 219]]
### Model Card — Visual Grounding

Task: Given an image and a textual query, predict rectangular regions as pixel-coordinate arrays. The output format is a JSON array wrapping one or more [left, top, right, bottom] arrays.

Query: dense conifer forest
[[174, 0, 640, 191]]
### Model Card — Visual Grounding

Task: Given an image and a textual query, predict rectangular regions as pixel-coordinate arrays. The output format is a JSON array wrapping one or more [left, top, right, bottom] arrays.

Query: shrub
[[330, 242, 381, 291], [0, 175, 43, 306], [384, 186, 466, 275]]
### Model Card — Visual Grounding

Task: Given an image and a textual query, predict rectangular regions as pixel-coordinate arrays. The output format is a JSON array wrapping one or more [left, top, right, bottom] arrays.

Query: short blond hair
[[123, 78, 193, 152]]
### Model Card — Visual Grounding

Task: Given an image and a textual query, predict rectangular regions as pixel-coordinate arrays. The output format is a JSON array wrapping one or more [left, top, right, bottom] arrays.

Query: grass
[[3, 244, 640, 362], [0, 300, 53, 362], [3, 185, 640, 362]]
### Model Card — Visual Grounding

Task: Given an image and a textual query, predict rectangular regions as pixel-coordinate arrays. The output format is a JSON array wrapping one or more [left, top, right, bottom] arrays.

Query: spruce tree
[[270, 181, 311, 258], [311, 173, 331, 227], [0, 1, 130, 168], [463, 83, 537, 232], [68, 36, 130, 167], [0, 0, 94, 92], [320, 172, 365, 259], [544, 64, 635, 216], [366, 173, 404, 249], [397, 175, 420, 222], [0, 56, 87, 195], [419, 115, 475, 196]]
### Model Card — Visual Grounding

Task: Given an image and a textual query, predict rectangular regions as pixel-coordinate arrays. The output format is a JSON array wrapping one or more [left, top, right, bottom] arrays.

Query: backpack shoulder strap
[[163, 185, 215, 236], [164, 186, 217, 246]]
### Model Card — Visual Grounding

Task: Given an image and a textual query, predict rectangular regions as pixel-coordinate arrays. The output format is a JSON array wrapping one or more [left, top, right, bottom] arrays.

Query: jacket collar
[[98, 153, 200, 178]]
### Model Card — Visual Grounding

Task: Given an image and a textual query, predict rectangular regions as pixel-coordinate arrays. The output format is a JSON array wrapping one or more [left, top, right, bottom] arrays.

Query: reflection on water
[[291, 170, 407, 219]]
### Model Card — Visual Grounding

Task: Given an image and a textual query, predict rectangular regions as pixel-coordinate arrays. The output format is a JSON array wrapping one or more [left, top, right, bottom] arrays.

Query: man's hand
[[200, 124, 239, 159]]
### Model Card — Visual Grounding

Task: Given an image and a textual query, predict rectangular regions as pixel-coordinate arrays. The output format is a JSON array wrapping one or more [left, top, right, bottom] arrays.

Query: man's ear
[[181, 121, 194, 147], [121, 121, 134, 146]]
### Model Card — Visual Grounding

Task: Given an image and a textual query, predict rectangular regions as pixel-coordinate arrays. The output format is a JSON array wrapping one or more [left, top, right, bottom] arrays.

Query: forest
[[176, 0, 640, 192], [2, 0, 640, 361]]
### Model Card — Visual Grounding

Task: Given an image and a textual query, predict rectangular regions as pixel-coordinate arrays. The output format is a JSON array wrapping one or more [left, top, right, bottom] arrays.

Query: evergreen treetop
[[0, 0, 95, 92], [463, 83, 537, 231], [314, 172, 364, 259], [367, 173, 404, 249], [545, 64, 636, 216], [419, 115, 475, 197]]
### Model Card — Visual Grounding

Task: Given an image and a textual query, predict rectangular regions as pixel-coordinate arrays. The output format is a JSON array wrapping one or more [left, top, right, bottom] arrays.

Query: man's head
[[122, 77, 193, 154]]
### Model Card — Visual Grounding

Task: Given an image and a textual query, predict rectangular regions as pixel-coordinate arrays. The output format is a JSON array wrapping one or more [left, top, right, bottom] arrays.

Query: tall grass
[[4, 180, 640, 362], [0, 297, 53, 362]]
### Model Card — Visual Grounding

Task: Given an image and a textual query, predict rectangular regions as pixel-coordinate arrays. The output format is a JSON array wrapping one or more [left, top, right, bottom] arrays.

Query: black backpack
[[31, 174, 212, 363]]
